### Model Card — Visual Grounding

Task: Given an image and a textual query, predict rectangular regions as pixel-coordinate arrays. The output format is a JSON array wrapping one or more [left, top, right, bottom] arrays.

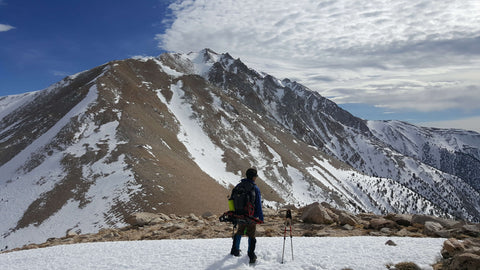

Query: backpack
[[230, 181, 256, 217]]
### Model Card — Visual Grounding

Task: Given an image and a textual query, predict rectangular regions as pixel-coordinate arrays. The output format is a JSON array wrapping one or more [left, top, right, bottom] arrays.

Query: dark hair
[[246, 168, 258, 180]]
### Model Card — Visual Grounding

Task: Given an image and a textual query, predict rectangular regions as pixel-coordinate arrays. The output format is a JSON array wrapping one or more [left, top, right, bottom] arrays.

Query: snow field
[[0, 237, 445, 270]]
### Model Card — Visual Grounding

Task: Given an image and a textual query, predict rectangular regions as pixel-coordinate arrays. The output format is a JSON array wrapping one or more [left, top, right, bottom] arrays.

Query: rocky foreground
[[3, 202, 480, 269]]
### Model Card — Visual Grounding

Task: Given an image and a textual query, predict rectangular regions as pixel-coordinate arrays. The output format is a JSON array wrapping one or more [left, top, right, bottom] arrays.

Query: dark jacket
[[241, 178, 264, 222]]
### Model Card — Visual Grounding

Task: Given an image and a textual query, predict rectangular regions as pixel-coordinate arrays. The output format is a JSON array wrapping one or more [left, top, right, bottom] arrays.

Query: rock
[[338, 212, 358, 226], [126, 212, 164, 226], [442, 238, 465, 258], [357, 213, 377, 221], [201, 212, 214, 219], [393, 262, 421, 270], [159, 213, 171, 221], [388, 214, 413, 226], [325, 208, 339, 223], [463, 238, 480, 252], [369, 218, 397, 230], [412, 214, 460, 228], [449, 253, 480, 270], [342, 224, 354, 231], [462, 224, 480, 237], [189, 213, 199, 222], [380, 227, 392, 234], [385, 240, 397, 246], [300, 203, 335, 224], [438, 237, 480, 269], [424, 221, 443, 237], [66, 230, 78, 238], [396, 228, 412, 237]]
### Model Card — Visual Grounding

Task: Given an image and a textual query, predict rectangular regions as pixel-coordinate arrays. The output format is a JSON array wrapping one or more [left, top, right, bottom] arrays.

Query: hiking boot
[[249, 253, 257, 264], [231, 234, 242, 256], [230, 248, 241, 257]]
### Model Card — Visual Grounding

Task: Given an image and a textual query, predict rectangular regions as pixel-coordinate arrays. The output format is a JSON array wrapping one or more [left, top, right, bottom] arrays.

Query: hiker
[[230, 168, 264, 263]]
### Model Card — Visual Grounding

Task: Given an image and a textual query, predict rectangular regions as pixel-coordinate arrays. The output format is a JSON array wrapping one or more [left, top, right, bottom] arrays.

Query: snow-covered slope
[[368, 120, 480, 192], [204, 49, 480, 221], [0, 49, 479, 250], [0, 237, 446, 270]]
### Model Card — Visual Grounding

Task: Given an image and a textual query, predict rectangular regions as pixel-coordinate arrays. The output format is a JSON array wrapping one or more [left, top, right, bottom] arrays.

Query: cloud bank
[[157, 0, 480, 117]]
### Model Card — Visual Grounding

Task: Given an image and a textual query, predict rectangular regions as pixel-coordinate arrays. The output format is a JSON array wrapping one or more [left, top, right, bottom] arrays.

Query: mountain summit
[[1, 49, 479, 249]]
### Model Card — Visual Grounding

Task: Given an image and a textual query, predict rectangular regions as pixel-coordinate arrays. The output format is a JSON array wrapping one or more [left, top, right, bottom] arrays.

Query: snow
[[1, 71, 138, 249], [0, 237, 445, 270], [153, 58, 184, 77], [0, 92, 37, 122], [156, 81, 239, 187], [185, 50, 219, 77]]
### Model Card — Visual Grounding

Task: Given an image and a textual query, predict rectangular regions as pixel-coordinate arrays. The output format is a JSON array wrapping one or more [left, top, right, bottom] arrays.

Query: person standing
[[230, 168, 264, 264]]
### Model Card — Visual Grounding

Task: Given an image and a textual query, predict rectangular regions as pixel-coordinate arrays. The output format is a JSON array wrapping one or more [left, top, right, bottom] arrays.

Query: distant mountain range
[[1, 48, 479, 249]]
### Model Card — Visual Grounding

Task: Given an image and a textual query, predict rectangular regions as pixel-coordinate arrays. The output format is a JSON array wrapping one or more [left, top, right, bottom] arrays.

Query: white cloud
[[0, 24, 15, 32], [420, 116, 480, 133], [157, 0, 480, 116]]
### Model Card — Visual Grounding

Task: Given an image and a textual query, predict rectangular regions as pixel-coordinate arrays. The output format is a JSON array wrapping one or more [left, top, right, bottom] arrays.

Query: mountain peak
[[1, 49, 479, 250]]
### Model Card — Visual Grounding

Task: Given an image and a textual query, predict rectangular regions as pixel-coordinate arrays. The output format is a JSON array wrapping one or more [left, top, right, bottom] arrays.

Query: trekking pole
[[281, 222, 287, 264], [281, 209, 293, 263], [287, 209, 294, 261]]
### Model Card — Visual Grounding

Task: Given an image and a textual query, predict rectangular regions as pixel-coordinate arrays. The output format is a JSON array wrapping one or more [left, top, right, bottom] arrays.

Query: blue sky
[[0, 0, 171, 94], [1, 0, 480, 132]]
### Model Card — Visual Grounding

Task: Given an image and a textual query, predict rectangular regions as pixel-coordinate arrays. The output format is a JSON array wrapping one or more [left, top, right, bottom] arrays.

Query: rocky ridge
[[3, 203, 478, 269]]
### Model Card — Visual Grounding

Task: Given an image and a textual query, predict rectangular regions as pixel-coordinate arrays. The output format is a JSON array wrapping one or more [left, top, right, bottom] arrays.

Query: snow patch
[[156, 81, 238, 187], [0, 237, 445, 270]]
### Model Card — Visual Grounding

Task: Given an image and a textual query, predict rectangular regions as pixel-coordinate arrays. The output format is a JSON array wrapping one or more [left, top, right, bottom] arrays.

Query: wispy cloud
[[157, 0, 480, 114], [0, 24, 14, 32], [0, 1, 14, 32], [51, 70, 70, 77]]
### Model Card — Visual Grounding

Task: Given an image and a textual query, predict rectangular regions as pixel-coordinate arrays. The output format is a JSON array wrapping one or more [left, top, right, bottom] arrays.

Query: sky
[[1, 0, 480, 132]]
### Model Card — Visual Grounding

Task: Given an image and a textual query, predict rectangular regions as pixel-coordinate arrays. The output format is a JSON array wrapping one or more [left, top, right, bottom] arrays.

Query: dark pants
[[231, 223, 257, 258], [236, 223, 256, 238]]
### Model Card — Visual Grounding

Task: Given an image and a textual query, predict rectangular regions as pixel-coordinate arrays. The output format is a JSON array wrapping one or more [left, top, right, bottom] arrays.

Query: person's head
[[246, 168, 258, 180]]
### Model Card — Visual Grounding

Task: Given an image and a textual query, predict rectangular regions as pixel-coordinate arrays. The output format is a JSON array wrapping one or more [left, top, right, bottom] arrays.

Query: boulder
[[301, 203, 335, 224], [188, 213, 200, 222], [338, 212, 358, 226], [324, 207, 339, 223], [388, 214, 413, 226], [438, 237, 480, 269], [357, 213, 377, 221], [449, 253, 480, 270], [369, 218, 397, 230], [412, 214, 460, 228], [424, 221, 444, 237], [66, 230, 78, 238], [385, 240, 397, 246], [462, 224, 480, 237], [126, 212, 164, 226], [380, 228, 392, 234], [159, 213, 172, 221], [442, 238, 466, 258]]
